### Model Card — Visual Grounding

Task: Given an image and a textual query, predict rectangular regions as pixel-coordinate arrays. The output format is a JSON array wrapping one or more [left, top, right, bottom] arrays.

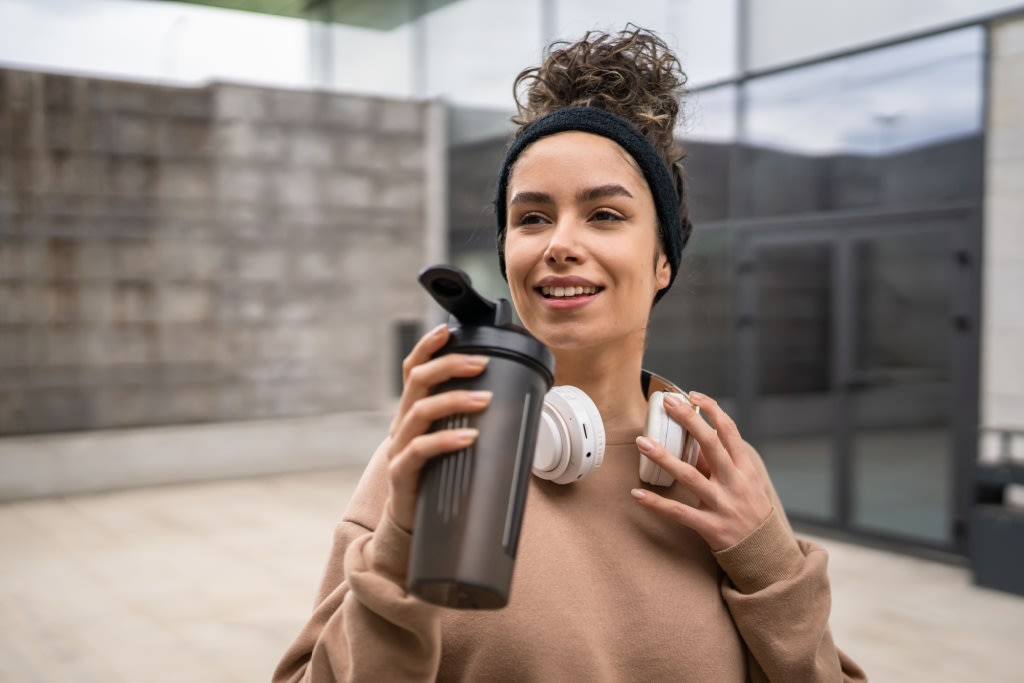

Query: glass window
[[316, 18, 414, 96], [419, 0, 544, 108], [646, 225, 737, 399], [679, 85, 736, 223], [0, 0, 315, 90], [749, 240, 836, 521], [446, 105, 514, 303], [645, 83, 739, 399], [553, 0, 738, 86], [849, 228, 956, 544], [748, 0, 1020, 71], [736, 27, 985, 217], [681, 85, 737, 144], [418, 0, 738, 107]]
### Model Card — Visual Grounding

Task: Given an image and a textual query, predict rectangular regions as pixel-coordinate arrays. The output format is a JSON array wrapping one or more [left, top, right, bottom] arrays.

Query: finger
[[694, 447, 711, 478], [662, 393, 732, 478], [392, 353, 490, 435], [629, 487, 712, 537], [388, 427, 479, 529], [389, 427, 479, 483], [390, 324, 451, 435], [636, 435, 717, 506], [401, 323, 450, 385], [686, 392, 748, 467], [391, 389, 493, 453]]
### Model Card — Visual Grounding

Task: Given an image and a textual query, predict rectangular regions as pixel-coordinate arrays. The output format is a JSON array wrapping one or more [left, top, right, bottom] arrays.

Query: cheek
[[502, 237, 533, 298], [503, 234, 535, 277]]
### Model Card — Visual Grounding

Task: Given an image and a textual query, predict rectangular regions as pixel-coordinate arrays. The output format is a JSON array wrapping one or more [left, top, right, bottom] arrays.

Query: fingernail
[[630, 488, 646, 500], [636, 435, 654, 452], [468, 390, 493, 403], [663, 393, 682, 408], [455, 428, 479, 444], [430, 323, 448, 336], [466, 355, 490, 367], [688, 391, 705, 402]]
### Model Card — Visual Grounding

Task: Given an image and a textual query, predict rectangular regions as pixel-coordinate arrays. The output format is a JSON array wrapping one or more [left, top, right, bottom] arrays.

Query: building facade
[[1, 0, 1022, 592]]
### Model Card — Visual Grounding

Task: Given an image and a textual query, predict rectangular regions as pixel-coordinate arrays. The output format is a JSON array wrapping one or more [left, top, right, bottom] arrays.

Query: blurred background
[[1, 0, 1024, 680]]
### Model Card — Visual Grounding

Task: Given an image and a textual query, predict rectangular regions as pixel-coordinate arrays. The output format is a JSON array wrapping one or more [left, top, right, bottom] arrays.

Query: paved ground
[[2, 467, 1023, 682]]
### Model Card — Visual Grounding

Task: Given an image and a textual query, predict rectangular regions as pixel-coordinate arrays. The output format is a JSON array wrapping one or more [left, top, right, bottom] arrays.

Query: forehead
[[508, 131, 647, 192]]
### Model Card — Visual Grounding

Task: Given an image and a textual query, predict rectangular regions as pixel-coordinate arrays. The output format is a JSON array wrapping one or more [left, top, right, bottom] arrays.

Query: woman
[[274, 27, 866, 682]]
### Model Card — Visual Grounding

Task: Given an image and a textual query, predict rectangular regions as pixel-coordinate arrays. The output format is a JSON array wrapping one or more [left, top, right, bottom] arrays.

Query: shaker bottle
[[407, 265, 555, 609]]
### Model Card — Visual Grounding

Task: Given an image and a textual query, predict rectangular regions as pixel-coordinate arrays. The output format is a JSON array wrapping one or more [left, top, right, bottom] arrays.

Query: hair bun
[[512, 25, 688, 167]]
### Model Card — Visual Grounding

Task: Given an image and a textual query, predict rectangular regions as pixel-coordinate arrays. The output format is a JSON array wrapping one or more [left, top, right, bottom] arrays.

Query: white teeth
[[541, 285, 598, 297]]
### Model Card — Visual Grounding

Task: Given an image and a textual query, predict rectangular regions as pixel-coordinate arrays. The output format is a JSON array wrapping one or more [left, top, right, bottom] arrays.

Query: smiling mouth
[[537, 285, 603, 299]]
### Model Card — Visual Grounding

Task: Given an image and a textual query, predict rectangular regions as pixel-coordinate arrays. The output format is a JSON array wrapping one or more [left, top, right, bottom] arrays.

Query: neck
[[552, 334, 648, 445]]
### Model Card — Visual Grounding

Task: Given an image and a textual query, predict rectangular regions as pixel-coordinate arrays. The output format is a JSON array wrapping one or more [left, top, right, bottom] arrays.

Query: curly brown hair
[[510, 25, 693, 255]]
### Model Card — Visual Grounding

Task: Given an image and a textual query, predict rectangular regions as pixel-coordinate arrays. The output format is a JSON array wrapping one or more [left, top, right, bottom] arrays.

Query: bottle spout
[[419, 264, 507, 327]]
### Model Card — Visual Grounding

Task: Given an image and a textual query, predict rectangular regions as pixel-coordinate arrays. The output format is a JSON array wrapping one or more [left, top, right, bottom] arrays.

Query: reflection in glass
[[321, 21, 414, 96], [747, 0, 1020, 72], [753, 242, 834, 521], [647, 226, 735, 398], [682, 85, 737, 144], [446, 106, 514, 306], [680, 86, 736, 222], [745, 28, 983, 156], [756, 245, 831, 395], [447, 106, 512, 284], [737, 27, 984, 217], [850, 231, 953, 543], [0, 0, 316, 90], [420, 0, 543, 107], [853, 237, 950, 381], [554, 0, 739, 86], [418, 0, 739, 108]]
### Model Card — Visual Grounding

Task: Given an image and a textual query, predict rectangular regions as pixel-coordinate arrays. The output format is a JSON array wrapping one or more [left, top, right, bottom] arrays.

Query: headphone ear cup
[[639, 391, 689, 487], [532, 386, 605, 485], [532, 410, 564, 478]]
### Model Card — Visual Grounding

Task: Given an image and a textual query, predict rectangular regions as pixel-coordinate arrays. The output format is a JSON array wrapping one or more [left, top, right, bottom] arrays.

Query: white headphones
[[531, 373, 701, 487]]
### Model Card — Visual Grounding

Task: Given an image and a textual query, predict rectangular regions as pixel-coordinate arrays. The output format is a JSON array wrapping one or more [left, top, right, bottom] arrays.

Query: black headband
[[494, 106, 684, 299]]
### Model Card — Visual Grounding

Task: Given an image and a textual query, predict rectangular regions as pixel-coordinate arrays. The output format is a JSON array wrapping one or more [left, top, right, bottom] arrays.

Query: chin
[[526, 319, 605, 353]]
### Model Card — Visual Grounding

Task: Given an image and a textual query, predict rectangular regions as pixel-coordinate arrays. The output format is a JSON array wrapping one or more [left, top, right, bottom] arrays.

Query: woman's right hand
[[386, 323, 492, 532]]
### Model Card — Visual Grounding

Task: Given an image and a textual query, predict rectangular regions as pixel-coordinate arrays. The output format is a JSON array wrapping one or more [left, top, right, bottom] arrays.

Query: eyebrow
[[508, 184, 634, 207], [509, 190, 553, 207], [576, 183, 634, 203]]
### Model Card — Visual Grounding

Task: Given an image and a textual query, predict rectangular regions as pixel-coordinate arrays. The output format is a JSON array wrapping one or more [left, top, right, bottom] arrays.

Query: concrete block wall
[[982, 16, 1024, 461], [0, 69, 435, 440]]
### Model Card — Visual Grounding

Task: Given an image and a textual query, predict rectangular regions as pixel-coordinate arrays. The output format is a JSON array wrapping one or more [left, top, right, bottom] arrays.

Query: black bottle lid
[[419, 265, 555, 384]]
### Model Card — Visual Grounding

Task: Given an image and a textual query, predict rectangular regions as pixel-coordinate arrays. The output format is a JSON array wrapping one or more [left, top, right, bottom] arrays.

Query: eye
[[590, 209, 625, 222], [514, 212, 550, 227]]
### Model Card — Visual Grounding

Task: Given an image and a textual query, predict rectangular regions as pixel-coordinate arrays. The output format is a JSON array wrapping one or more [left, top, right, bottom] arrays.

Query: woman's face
[[503, 131, 671, 353]]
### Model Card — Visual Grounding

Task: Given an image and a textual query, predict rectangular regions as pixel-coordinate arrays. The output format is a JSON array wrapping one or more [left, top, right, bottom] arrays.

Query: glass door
[[847, 232, 954, 544], [736, 209, 974, 550], [740, 239, 838, 523]]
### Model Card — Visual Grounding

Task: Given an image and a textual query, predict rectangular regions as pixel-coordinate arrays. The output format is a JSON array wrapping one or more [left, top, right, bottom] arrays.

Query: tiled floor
[[2, 468, 1023, 682]]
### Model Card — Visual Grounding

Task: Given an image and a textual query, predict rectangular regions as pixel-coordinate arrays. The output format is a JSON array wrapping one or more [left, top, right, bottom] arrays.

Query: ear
[[655, 250, 671, 290]]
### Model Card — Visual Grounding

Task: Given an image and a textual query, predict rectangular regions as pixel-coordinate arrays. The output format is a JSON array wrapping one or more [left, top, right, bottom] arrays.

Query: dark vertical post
[[833, 237, 855, 528]]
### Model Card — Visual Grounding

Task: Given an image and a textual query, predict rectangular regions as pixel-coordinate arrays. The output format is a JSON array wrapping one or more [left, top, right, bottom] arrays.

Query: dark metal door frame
[[732, 204, 980, 555]]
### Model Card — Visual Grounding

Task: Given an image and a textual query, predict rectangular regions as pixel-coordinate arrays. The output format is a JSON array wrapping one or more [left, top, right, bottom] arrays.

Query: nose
[[543, 218, 583, 266]]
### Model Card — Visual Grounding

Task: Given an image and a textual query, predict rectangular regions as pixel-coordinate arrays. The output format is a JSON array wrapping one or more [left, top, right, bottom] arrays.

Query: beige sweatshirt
[[274, 437, 867, 682]]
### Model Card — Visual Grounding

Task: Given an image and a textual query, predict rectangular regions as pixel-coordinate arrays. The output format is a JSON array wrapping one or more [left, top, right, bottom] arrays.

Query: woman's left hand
[[631, 392, 774, 552]]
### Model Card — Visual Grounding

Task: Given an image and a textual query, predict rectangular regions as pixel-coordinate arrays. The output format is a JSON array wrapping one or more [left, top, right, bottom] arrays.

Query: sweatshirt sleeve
[[711, 443, 868, 683], [272, 439, 443, 683]]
